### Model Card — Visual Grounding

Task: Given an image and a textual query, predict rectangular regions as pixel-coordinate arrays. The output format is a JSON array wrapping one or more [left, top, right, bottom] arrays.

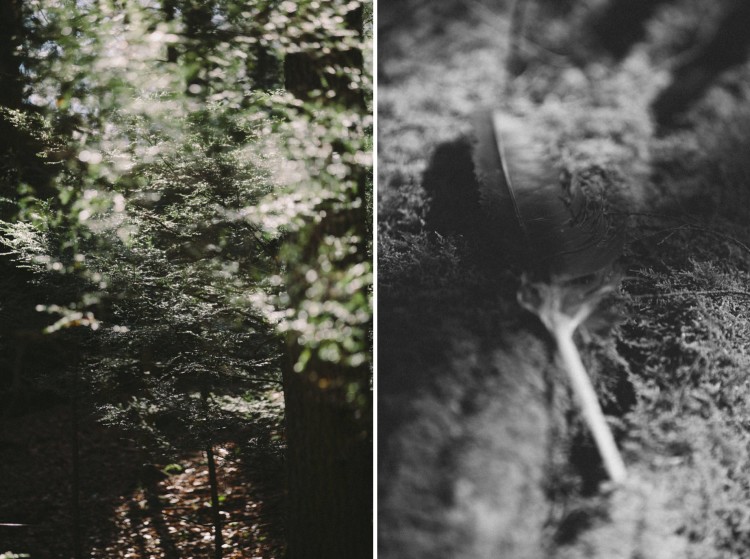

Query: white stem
[[553, 325, 627, 484]]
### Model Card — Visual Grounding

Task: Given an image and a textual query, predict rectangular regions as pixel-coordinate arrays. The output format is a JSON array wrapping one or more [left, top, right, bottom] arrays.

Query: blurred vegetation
[[379, 1, 750, 558], [0, 0, 371, 557]]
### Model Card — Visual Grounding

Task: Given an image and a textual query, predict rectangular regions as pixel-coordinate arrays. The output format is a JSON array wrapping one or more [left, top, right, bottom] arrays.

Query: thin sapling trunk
[[201, 389, 223, 559], [71, 368, 83, 559], [206, 443, 224, 559]]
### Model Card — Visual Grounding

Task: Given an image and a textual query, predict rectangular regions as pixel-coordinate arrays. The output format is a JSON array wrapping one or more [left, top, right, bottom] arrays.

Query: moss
[[380, 1, 750, 557]]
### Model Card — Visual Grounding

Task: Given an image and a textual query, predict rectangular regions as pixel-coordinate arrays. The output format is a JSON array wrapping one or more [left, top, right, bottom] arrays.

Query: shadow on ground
[[0, 403, 286, 558]]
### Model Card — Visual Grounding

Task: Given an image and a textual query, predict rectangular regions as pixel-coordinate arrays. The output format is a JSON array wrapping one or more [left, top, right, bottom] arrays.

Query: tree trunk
[[206, 444, 224, 559], [0, 0, 24, 110], [0, 0, 57, 208], [283, 3, 365, 109], [282, 353, 372, 559], [199, 388, 224, 559], [281, 2, 372, 557], [71, 371, 83, 559], [250, 2, 283, 91]]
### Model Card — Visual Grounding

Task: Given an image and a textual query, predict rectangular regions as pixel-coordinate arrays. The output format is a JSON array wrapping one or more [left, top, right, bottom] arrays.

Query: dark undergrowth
[[0, 394, 285, 559]]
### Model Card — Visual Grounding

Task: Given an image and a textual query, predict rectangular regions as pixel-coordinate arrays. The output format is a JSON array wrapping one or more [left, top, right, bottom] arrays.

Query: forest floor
[[0, 392, 285, 558], [379, 1, 750, 558]]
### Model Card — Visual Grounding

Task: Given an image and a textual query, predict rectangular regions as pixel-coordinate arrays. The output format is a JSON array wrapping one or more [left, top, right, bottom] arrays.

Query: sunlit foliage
[[2, 0, 371, 400], [0, 4, 371, 556]]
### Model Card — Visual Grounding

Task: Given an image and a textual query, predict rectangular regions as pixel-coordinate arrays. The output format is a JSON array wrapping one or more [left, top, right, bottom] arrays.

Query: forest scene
[[379, 0, 750, 558], [0, 1, 372, 558]]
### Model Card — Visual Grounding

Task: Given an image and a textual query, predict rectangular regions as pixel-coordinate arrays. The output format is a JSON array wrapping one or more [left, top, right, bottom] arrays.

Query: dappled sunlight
[[0, 397, 285, 559], [0, 0, 371, 557], [91, 443, 285, 559]]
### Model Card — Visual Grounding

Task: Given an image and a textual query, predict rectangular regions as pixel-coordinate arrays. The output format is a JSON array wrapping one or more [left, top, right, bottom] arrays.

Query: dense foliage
[[0, 0, 372, 557]]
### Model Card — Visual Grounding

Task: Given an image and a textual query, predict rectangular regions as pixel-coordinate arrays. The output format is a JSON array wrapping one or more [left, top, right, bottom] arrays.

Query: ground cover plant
[[379, 1, 750, 557]]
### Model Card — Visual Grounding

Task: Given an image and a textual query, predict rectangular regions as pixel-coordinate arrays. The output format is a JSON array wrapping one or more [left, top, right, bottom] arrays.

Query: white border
[[371, 0, 379, 555]]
